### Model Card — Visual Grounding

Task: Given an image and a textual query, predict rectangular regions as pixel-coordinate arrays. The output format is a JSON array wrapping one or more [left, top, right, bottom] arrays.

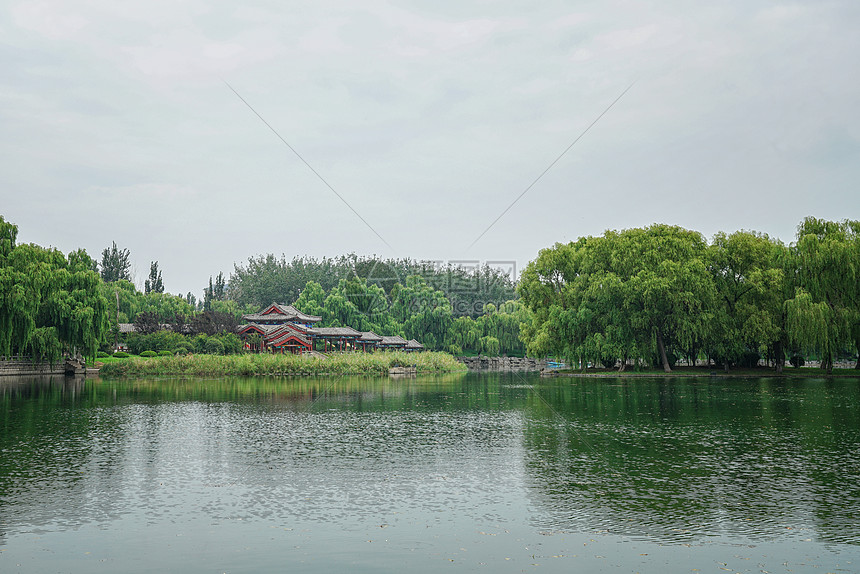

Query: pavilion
[[237, 303, 424, 354]]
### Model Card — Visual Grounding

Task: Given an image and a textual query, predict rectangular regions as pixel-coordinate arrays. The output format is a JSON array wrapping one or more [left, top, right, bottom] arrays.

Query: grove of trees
[[4, 213, 856, 368], [228, 254, 517, 318], [518, 218, 859, 373], [0, 216, 109, 362]]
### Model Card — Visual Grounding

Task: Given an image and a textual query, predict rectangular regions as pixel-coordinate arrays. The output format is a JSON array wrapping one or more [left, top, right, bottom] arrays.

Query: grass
[[99, 351, 467, 377]]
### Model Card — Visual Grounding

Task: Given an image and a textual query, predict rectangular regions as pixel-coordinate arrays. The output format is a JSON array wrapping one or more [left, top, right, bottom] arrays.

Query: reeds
[[99, 351, 466, 377]]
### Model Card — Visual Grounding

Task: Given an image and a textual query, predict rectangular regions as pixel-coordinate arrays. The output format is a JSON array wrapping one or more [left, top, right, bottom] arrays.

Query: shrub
[[128, 331, 188, 354], [97, 351, 111, 358], [140, 350, 157, 358], [790, 354, 805, 368], [158, 350, 173, 356], [215, 333, 243, 355], [113, 351, 130, 358], [191, 334, 210, 354], [173, 344, 191, 356], [204, 337, 225, 355]]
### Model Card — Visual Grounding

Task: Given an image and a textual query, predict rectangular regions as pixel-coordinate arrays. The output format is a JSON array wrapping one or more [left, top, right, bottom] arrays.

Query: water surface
[[1, 373, 858, 573]]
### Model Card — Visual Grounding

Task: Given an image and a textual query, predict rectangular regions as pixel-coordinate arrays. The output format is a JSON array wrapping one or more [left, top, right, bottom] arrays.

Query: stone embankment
[[456, 356, 546, 371], [0, 358, 87, 377], [0, 359, 64, 377]]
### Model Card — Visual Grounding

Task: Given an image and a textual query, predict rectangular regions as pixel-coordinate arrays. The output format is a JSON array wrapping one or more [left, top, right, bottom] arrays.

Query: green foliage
[[113, 351, 130, 358], [140, 350, 157, 357], [785, 217, 859, 373], [173, 344, 191, 356], [518, 225, 714, 370], [204, 337, 225, 355], [158, 350, 173, 356], [24, 327, 63, 365], [518, 219, 860, 372], [100, 241, 131, 282], [790, 354, 805, 368], [144, 261, 164, 294], [0, 216, 109, 361], [100, 351, 467, 377], [127, 330, 187, 355], [97, 351, 110, 358], [294, 281, 327, 318], [218, 333, 242, 355], [390, 276, 452, 350], [229, 253, 516, 318], [480, 336, 500, 356], [191, 310, 238, 335], [100, 282, 195, 337]]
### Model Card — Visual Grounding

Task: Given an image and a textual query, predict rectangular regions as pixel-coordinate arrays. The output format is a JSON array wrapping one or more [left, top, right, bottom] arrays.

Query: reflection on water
[[1, 373, 859, 572], [521, 378, 860, 545]]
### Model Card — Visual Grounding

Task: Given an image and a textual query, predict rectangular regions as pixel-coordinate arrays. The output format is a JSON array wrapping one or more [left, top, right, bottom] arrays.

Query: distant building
[[236, 303, 424, 354]]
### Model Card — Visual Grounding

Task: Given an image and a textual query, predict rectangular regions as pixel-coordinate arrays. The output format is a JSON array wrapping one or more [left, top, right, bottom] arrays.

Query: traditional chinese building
[[237, 303, 424, 354], [237, 303, 321, 354]]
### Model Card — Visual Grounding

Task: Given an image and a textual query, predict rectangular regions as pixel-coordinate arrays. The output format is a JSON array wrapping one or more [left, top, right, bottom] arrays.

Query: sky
[[2, 0, 859, 298]]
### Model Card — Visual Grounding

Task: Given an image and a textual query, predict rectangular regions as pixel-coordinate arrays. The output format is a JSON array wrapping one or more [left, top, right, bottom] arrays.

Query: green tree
[[144, 261, 164, 294], [0, 217, 108, 361], [519, 225, 716, 371], [100, 241, 131, 282], [391, 276, 453, 350], [786, 217, 859, 373], [293, 281, 327, 319], [707, 231, 786, 371]]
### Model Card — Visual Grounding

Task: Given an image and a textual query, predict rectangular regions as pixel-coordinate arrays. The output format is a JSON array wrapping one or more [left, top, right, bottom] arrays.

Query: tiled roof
[[309, 326, 362, 338], [405, 339, 424, 349], [260, 303, 322, 323], [269, 331, 312, 347]]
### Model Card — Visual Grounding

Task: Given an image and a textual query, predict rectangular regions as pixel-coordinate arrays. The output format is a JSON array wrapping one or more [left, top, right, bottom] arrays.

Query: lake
[[1, 373, 858, 573]]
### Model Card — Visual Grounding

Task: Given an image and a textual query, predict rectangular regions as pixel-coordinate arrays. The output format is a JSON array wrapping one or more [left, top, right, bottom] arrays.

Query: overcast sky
[[2, 0, 858, 298]]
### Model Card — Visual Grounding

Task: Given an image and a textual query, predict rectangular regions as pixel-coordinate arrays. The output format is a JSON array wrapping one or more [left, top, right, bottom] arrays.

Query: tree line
[[0, 215, 525, 360], [228, 253, 517, 318], [291, 275, 527, 355], [517, 217, 860, 373]]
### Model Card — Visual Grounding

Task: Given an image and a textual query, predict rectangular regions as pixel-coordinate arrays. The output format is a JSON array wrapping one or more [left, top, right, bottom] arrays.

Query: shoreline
[[98, 351, 467, 378], [541, 367, 860, 378]]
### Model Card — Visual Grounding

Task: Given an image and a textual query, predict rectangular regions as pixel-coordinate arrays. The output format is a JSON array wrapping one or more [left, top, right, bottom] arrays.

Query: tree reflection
[[521, 377, 860, 544]]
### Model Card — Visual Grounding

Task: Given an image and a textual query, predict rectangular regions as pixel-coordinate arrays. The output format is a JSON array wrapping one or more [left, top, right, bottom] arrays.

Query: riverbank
[[544, 365, 860, 378], [99, 351, 467, 377], [456, 355, 546, 371]]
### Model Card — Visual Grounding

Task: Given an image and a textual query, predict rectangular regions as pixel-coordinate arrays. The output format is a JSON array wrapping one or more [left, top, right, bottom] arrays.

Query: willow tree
[[293, 280, 327, 319], [519, 225, 716, 371], [40, 248, 110, 360], [609, 225, 716, 372], [0, 216, 109, 362], [444, 315, 482, 355], [787, 217, 859, 373], [475, 300, 529, 356], [0, 237, 59, 358], [517, 240, 580, 361], [0, 216, 33, 356], [390, 276, 453, 350], [707, 231, 787, 371]]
